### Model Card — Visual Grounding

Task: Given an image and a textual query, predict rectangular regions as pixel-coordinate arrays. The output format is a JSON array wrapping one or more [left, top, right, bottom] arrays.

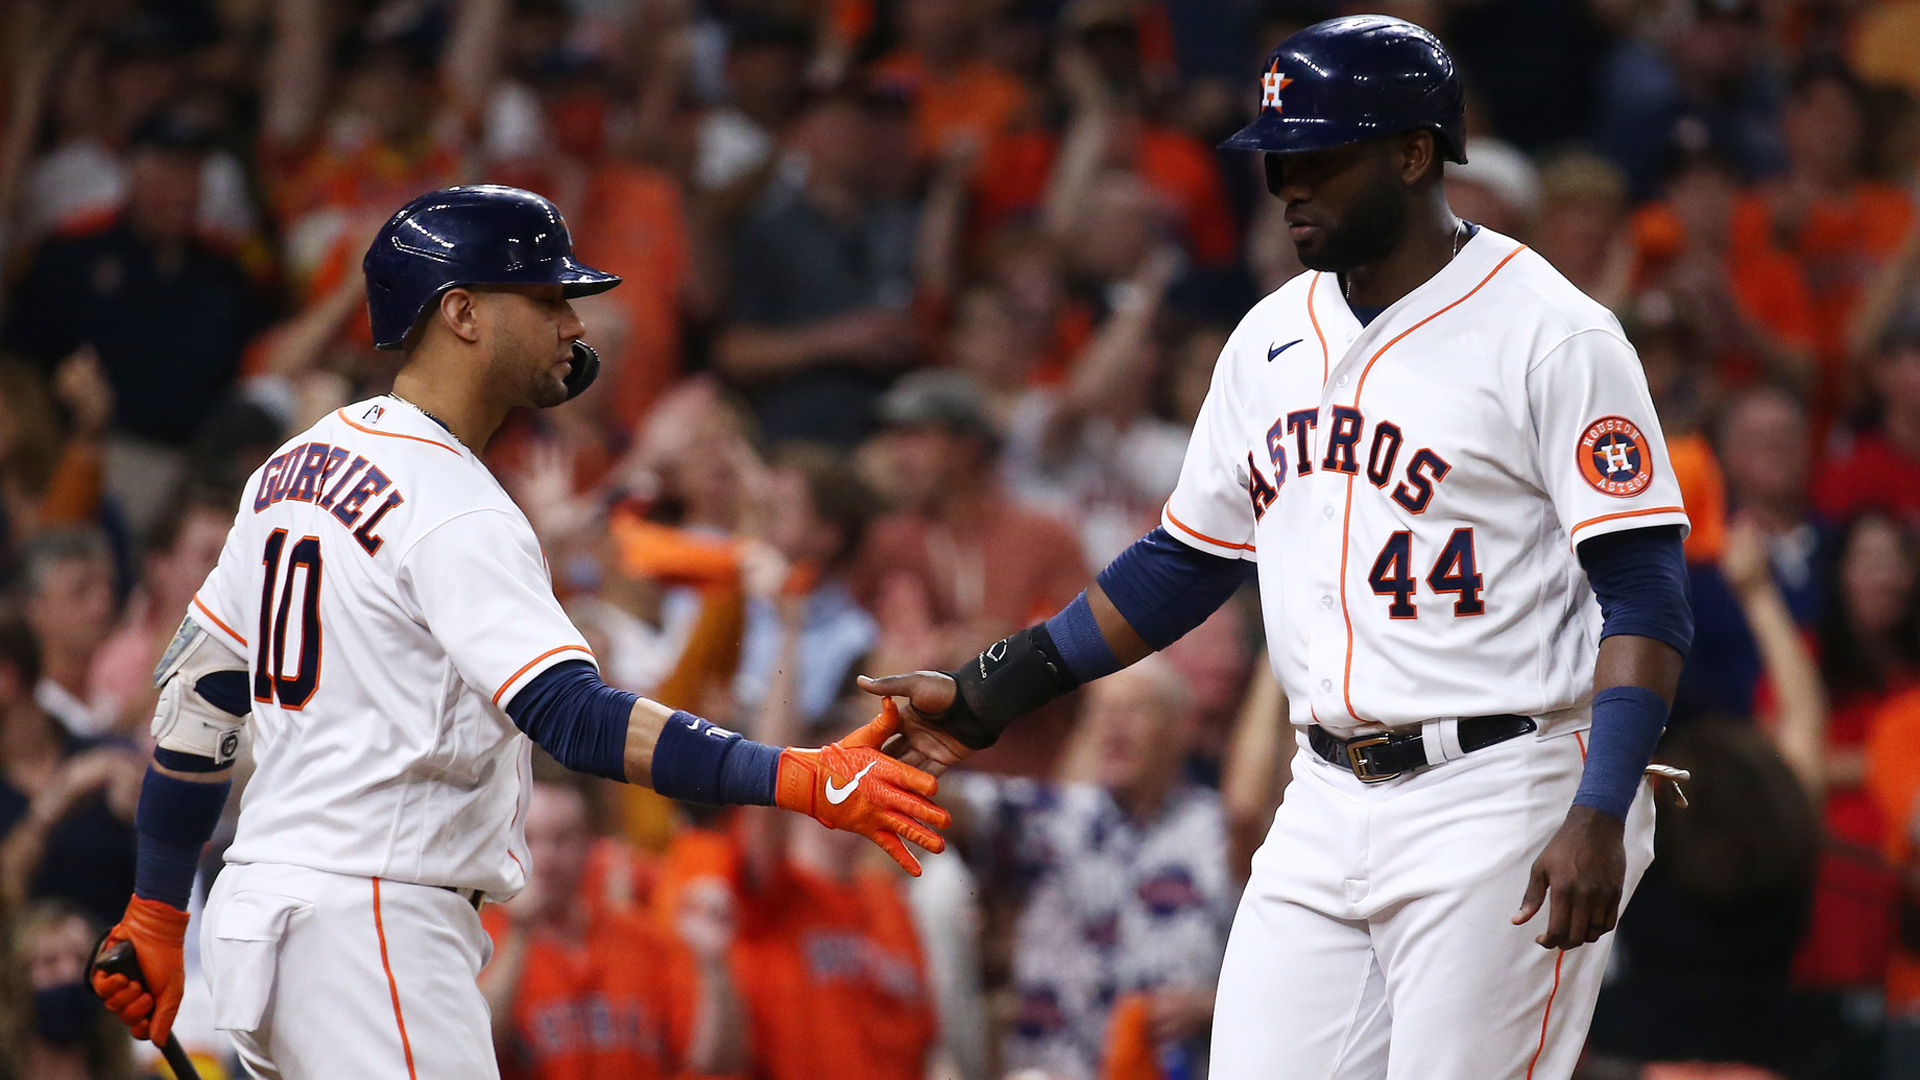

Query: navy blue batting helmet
[[362, 185, 621, 351], [1219, 15, 1466, 165]]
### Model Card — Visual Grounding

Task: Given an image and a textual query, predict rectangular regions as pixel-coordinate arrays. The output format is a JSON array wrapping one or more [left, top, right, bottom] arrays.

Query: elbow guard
[[150, 617, 250, 771]]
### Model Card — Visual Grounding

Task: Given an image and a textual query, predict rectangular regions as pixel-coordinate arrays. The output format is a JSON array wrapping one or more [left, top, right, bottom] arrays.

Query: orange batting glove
[[775, 700, 952, 875], [90, 897, 190, 1046]]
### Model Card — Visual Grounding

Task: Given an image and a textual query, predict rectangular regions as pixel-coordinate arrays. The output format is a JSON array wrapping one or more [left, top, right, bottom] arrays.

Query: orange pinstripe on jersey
[[1336, 244, 1528, 726], [1306, 272, 1329, 385]]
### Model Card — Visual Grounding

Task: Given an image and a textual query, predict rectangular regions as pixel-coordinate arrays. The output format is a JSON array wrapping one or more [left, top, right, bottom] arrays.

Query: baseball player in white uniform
[[863, 17, 1693, 1080], [88, 185, 950, 1080]]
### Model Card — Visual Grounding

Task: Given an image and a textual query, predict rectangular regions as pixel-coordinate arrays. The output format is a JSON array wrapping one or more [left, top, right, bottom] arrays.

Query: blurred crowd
[[0, 0, 1918, 1078]]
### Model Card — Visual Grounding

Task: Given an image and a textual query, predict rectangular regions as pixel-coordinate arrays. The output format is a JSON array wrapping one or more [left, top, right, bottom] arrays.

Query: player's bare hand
[[90, 897, 190, 1046], [1512, 806, 1626, 951], [856, 671, 974, 777], [774, 700, 951, 876]]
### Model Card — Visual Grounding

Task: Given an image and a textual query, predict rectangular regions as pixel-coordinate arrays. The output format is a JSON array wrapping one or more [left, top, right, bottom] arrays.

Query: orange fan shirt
[[869, 52, 1029, 158], [483, 906, 702, 1080], [1732, 184, 1915, 370], [1864, 687, 1920, 1008], [733, 863, 935, 1080]]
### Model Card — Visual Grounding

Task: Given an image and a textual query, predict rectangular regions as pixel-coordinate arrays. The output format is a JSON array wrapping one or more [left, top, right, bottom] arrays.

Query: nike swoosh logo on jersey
[[825, 761, 877, 805], [1268, 339, 1302, 361]]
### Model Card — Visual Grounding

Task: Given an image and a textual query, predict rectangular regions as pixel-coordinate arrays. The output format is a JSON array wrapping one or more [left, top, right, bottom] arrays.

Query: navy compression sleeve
[[505, 660, 635, 780], [134, 769, 230, 908], [507, 661, 780, 801], [1572, 525, 1693, 820], [1090, 527, 1254, 652], [1578, 525, 1693, 657]]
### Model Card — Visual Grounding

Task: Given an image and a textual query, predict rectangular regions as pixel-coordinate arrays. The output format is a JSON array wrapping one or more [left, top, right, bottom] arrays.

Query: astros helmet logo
[[1577, 416, 1653, 497], [1261, 61, 1293, 111]]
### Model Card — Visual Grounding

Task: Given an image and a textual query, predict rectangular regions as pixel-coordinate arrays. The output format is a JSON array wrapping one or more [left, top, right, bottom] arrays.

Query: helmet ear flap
[[562, 340, 600, 402]]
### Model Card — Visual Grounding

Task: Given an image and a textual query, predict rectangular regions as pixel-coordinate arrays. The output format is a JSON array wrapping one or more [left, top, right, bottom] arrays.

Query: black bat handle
[[89, 937, 203, 1080]]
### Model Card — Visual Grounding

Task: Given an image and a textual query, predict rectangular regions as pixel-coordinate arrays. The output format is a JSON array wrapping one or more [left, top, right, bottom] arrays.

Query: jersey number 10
[[255, 529, 323, 708]]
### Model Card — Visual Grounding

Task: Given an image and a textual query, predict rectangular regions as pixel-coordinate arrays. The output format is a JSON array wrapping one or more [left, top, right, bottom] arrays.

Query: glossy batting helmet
[[362, 185, 622, 365], [1219, 15, 1466, 166]]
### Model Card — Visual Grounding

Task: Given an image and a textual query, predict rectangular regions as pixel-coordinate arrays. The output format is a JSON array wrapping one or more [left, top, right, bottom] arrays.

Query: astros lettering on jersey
[[1161, 228, 1688, 737], [192, 396, 593, 899]]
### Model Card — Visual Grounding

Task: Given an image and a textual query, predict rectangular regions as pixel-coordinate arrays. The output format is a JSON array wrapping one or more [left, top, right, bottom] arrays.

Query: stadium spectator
[[1726, 509, 1920, 1038], [1734, 64, 1916, 396], [695, 19, 813, 197], [87, 486, 234, 731], [1594, 0, 1787, 200], [1000, 246, 1188, 567], [714, 88, 923, 447], [1445, 137, 1542, 241], [869, 0, 1030, 160], [256, 0, 481, 289], [731, 668, 939, 1080], [19, 528, 117, 738], [1682, 386, 1822, 718], [1587, 719, 1819, 1075], [1819, 325, 1920, 524], [946, 657, 1232, 1080], [730, 447, 881, 734], [1532, 150, 1635, 310], [1, 112, 270, 534], [22, 18, 256, 246], [0, 356, 112, 558], [854, 369, 1088, 774], [0, 614, 139, 929], [481, 769, 746, 1080], [1630, 149, 1816, 390], [3, 902, 134, 1080]]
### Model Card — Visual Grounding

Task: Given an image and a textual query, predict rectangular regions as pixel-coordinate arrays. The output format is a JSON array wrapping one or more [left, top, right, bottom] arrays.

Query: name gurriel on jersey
[[251, 440, 408, 556]]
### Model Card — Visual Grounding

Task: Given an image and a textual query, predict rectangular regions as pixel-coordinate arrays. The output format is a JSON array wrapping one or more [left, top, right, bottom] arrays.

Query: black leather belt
[[442, 886, 484, 910], [1308, 714, 1537, 783]]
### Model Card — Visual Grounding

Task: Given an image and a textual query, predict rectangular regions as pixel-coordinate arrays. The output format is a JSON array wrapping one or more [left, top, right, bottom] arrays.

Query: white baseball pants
[[200, 862, 498, 1080], [1211, 728, 1655, 1080]]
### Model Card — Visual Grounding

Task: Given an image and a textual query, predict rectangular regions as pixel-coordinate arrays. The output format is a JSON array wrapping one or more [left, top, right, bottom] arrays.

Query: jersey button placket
[[1305, 464, 1349, 723]]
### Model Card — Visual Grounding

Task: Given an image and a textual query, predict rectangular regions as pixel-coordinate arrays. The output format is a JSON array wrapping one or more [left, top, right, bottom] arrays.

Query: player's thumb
[[839, 699, 902, 750], [1512, 865, 1548, 925]]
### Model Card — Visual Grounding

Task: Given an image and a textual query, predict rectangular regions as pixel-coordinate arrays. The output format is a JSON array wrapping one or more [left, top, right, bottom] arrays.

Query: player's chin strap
[[561, 340, 601, 402]]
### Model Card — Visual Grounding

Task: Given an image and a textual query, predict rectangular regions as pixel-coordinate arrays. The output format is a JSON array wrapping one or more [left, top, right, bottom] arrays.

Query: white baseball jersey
[[1163, 227, 1689, 739], [191, 396, 594, 899]]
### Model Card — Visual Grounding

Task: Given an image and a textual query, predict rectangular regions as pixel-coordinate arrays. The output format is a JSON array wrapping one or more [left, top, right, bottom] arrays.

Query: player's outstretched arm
[[508, 664, 948, 875], [93, 617, 251, 1047], [860, 525, 1252, 775], [626, 696, 948, 875]]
